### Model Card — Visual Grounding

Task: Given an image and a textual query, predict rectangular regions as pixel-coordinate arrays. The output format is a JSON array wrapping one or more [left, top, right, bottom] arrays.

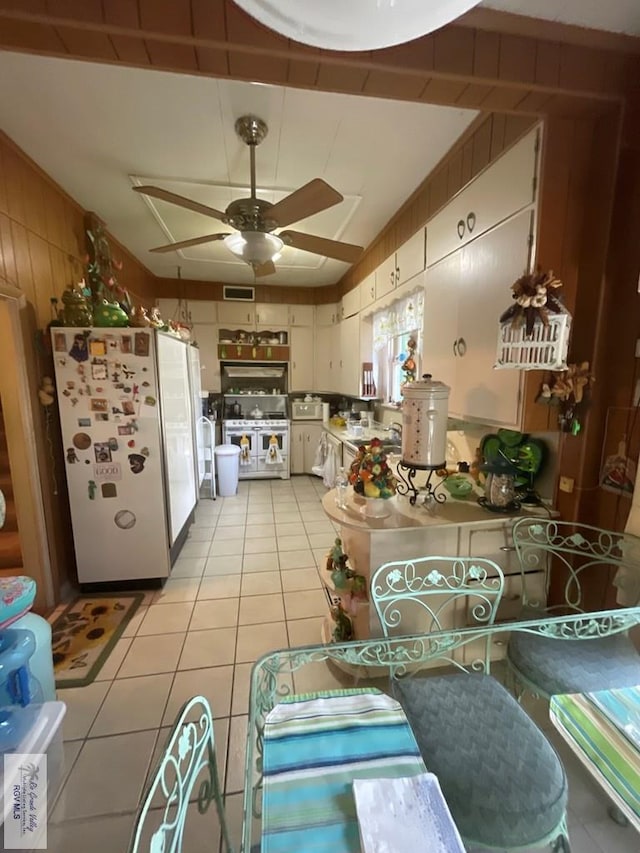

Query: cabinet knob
[[457, 337, 467, 357], [453, 339, 458, 357], [247, 313, 251, 323], [457, 219, 465, 240]]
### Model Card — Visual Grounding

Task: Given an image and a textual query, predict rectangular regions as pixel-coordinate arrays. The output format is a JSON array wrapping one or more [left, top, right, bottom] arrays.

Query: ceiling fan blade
[[280, 230, 363, 264], [268, 179, 343, 227], [253, 260, 276, 278], [149, 233, 230, 253], [133, 185, 227, 221]]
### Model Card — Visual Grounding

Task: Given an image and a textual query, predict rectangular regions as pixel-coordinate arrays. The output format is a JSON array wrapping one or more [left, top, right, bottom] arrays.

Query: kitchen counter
[[322, 488, 551, 532]]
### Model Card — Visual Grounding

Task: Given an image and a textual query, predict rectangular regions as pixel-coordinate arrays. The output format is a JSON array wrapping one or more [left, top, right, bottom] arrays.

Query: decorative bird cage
[[494, 270, 571, 371]]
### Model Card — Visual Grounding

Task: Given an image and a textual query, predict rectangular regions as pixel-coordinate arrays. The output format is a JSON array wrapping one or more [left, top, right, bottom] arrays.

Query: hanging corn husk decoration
[[499, 270, 564, 337]]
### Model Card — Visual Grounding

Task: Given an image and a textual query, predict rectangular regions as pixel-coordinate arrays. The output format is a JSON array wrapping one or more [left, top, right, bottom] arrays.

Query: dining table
[[259, 686, 464, 853], [549, 685, 640, 829]]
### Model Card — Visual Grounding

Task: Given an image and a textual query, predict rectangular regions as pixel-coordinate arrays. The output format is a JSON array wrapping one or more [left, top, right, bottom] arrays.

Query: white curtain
[[373, 290, 424, 351]]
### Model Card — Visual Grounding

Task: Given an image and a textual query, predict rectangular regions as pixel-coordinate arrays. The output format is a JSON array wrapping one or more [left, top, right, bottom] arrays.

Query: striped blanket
[[261, 688, 427, 852], [550, 686, 640, 828]]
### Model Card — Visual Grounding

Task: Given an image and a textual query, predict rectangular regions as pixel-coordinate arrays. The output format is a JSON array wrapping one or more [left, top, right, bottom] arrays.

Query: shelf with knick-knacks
[[218, 328, 289, 361], [320, 537, 370, 645]]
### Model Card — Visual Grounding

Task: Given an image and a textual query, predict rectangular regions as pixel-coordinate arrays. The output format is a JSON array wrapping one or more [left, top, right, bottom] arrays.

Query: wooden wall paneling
[[3, 148, 26, 226], [55, 27, 119, 60], [21, 166, 47, 241], [0, 143, 7, 216], [363, 70, 426, 100], [498, 34, 537, 84], [419, 78, 468, 105], [470, 116, 492, 175], [27, 231, 54, 328], [144, 40, 198, 71], [479, 85, 530, 112], [42, 181, 67, 249], [433, 28, 475, 76], [489, 113, 506, 159], [472, 29, 500, 79], [138, 0, 193, 35], [0, 18, 66, 53], [110, 35, 152, 65], [455, 83, 494, 108], [0, 216, 17, 287], [10, 221, 34, 302]]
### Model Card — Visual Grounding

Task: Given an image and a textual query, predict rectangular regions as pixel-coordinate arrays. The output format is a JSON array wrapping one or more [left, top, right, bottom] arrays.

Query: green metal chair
[[507, 518, 640, 698], [128, 695, 233, 853], [370, 556, 570, 852]]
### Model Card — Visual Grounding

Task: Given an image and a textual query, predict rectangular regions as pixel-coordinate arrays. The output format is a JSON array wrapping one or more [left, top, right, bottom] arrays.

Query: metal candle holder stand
[[395, 461, 448, 507]]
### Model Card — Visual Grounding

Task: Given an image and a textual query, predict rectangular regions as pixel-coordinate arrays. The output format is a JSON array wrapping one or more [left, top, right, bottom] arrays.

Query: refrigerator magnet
[[114, 509, 136, 529], [69, 333, 90, 362], [101, 483, 117, 498], [128, 453, 145, 474], [53, 332, 67, 352], [94, 443, 112, 463], [121, 401, 135, 416], [88, 480, 97, 500], [121, 335, 132, 354], [134, 332, 150, 357], [70, 397, 79, 406], [94, 413, 109, 422], [73, 433, 91, 450], [90, 398, 108, 413], [117, 424, 134, 436], [141, 447, 150, 457], [66, 380, 75, 390], [108, 437, 118, 451], [90, 340, 106, 357], [91, 360, 108, 380], [144, 396, 156, 407], [66, 448, 78, 464], [77, 418, 91, 427]]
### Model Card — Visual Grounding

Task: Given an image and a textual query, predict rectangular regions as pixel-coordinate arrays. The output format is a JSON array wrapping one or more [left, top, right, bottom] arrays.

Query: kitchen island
[[320, 487, 551, 665]]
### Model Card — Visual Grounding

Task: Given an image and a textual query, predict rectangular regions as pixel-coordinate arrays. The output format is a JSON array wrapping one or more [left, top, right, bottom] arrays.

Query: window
[[372, 290, 424, 404]]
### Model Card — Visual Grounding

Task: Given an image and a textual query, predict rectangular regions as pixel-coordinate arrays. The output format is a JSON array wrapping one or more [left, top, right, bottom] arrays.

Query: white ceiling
[[0, 51, 479, 288], [482, 0, 640, 36]]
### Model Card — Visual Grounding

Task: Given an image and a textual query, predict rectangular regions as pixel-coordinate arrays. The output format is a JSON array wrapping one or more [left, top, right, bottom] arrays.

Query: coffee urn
[[401, 374, 450, 469]]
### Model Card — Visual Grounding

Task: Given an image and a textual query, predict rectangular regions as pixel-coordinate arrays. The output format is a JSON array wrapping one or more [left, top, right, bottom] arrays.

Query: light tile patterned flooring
[[48, 477, 639, 853]]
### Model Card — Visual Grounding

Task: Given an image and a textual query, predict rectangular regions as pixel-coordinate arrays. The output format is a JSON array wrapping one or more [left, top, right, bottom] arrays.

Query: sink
[[381, 442, 402, 455]]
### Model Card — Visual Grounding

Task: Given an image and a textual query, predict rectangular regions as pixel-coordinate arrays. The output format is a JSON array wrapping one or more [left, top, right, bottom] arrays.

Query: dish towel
[[265, 436, 283, 465], [239, 435, 251, 466]]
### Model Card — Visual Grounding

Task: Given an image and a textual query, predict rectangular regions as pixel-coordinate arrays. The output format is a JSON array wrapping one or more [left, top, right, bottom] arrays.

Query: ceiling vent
[[223, 285, 255, 302]]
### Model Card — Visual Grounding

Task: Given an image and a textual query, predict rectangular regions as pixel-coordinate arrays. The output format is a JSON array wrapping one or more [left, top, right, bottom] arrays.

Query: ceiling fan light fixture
[[233, 1, 483, 51], [224, 231, 284, 266]]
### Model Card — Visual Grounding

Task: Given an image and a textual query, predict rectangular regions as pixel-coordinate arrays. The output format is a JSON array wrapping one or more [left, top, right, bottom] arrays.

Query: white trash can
[[214, 444, 241, 496]]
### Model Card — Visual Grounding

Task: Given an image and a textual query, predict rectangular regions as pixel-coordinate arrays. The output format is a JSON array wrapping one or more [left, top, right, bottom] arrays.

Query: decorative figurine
[[400, 336, 418, 388], [60, 281, 93, 327], [128, 306, 151, 327], [93, 299, 129, 328], [330, 603, 354, 643]]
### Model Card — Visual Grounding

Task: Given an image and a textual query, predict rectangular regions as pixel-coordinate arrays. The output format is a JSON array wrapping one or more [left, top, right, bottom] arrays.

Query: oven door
[[256, 427, 289, 459], [223, 425, 258, 474]]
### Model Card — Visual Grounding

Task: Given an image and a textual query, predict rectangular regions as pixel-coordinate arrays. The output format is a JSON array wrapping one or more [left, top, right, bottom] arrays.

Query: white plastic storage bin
[[0, 701, 66, 848], [215, 444, 241, 496]]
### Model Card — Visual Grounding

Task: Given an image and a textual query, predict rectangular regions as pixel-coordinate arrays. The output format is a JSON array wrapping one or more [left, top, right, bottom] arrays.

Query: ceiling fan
[[133, 115, 364, 277]]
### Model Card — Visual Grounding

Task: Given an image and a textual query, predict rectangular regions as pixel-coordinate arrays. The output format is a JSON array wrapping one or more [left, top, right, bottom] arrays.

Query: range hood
[[223, 364, 286, 379]]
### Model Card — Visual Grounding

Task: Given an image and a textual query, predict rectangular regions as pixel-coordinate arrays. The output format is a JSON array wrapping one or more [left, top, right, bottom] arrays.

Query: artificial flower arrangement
[[348, 437, 397, 499], [537, 361, 595, 434], [499, 270, 565, 337]]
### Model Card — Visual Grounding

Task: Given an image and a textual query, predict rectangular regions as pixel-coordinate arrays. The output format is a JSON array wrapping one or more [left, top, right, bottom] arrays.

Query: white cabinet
[[291, 422, 323, 474], [339, 313, 361, 396], [316, 324, 340, 392], [359, 273, 376, 312], [191, 324, 220, 392], [423, 209, 532, 427], [290, 326, 315, 392], [341, 286, 360, 319], [375, 253, 397, 301], [316, 303, 340, 326], [290, 305, 314, 326], [157, 299, 218, 324], [427, 128, 539, 268], [255, 303, 288, 326], [217, 302, 256, 326]]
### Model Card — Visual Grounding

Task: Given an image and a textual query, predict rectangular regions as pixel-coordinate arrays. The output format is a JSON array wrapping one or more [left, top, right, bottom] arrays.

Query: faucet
[[387, 422, 403, 443]]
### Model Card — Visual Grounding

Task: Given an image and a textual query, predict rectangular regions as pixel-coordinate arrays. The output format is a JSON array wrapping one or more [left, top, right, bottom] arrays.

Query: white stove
[[223, 418, 290, 480], [225, 418, 288, 430]]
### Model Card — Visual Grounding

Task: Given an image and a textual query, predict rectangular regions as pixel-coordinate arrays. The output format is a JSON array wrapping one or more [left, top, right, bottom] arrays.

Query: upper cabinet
[[341, 286, 360, 319], [289, 305, 314, 326], [217, 301, 255, 327], [427, 129, 539, 268], [216, 301, 290, 328], [316, 303, 340, 326], [375, 228, 426, 301], [157, 299, 218, 325], [359, 273, 376, 311], [255, 302, 288, 326]]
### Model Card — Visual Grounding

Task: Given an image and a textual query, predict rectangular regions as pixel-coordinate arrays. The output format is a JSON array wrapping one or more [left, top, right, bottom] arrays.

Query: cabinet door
[[191, 325, 220, 392], [289, 326, 315, 392], [455, 210, 531, 427], [290, 305, 314, 326], [315, 324, 339, 391], [359, 273, 376, 311], [256, 303, 287, 326], [375, 253, 397, 301], [422, 251, 460, 399], [290, 424, 305, 474], [427, 128, 538, 267], [217, 302, 256, 326], [189, 301, 218, 323], [396, 229, 425, 286], [341, 287, 360, 319], [303, 423, 323, 473], [339, 314, 361, 396], [316, 303, 339, 325]]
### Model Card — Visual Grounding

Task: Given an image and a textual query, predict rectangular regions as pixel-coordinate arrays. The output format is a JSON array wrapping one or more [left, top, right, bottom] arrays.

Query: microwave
[[291, 400, 324, 420]]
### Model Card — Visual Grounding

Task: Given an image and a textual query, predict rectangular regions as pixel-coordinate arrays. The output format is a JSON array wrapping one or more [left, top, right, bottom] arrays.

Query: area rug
[[51, 593, 144, 688]]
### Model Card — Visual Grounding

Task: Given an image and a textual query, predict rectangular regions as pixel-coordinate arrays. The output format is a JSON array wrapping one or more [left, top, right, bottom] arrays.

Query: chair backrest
[[512, 518, 640, 613], [128, 695, 233, 853], [371, 556, 505, 638]]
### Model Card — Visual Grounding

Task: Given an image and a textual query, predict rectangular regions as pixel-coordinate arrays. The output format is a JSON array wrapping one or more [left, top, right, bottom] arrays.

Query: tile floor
[[48, 476, 639, 853]]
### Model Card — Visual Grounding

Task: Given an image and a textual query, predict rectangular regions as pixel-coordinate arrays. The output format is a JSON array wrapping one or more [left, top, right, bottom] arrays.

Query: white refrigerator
[[50, 327, 198, 584]]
